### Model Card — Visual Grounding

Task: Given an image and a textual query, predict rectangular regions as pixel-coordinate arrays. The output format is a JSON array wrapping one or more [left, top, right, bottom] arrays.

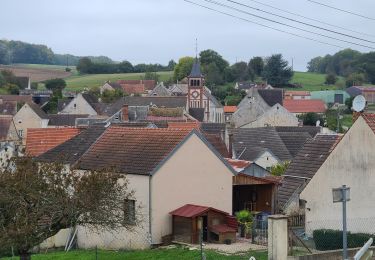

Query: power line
[[244, 0, 375, 38], [182, 0, 344, 49], [306, 0, 375, 21], [225, 0, 375, 44], [201, 0, 375, 49]]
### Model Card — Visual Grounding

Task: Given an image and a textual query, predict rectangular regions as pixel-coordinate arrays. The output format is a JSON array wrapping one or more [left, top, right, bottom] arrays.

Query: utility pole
[[291, 58, 294, 71]]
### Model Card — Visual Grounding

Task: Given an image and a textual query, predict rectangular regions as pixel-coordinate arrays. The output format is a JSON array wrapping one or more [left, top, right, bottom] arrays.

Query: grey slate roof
[[0, 101, 17, 115], [200, 123, 226, 135], [148, 83, 171, 96], [36, 124, 106, 164], [189, 108, 205, 122], [27, 102, 48, 119], [257, 89, 283, 106], [275, 126, 321, 138], [232, 127, 292, 161], [278, 134, 341, 211], [189, 58, 203, 77], [278, 132, 312, 158], [48, 114, 90, 126], [346, 86, 362, 97]]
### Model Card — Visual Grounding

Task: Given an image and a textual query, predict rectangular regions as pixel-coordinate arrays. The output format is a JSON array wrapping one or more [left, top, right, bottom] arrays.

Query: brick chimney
[[122, 104, 129, 122]]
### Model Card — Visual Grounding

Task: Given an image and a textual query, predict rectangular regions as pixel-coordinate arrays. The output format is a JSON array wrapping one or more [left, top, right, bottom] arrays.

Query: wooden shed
[[169, 204, 237, 244]]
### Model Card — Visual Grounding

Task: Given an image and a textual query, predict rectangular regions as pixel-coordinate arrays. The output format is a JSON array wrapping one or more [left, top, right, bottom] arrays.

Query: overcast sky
[[1, 0, 374, 71]]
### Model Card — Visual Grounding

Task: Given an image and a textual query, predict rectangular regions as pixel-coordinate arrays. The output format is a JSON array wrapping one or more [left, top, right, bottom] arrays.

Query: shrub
[[325, 73, 337, 85], [313, 229, 374, 251]]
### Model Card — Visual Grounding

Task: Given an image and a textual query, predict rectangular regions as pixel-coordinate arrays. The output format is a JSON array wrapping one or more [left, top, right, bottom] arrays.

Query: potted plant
[[235, 210, 253, 238]]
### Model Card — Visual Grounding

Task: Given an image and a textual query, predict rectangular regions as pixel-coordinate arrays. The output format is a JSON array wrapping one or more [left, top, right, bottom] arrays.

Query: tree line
[[0, 40, 114, 65], [76, 57, 175, 74], [173, 50, 293, 87], [307, 49, 375, 86]]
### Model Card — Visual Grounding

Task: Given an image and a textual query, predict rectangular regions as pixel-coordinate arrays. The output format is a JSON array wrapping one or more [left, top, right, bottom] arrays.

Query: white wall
[[77, 174, 150, 249], [150, 134, 233, 244], [61, 94, 97, 116], [254, 150, 281, 170], [301, 117, 375, 235]]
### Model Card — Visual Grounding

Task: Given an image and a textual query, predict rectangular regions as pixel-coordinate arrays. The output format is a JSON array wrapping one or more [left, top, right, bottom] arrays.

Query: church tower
[[187, 57, 205, 109]]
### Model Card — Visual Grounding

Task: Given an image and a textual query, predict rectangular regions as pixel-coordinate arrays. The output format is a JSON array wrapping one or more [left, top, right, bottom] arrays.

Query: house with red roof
[[35, 126, 236, 249], [284, 90, 311, 100], [283, 99, 327, 115], [224, 106, 237, 123], [299, 113, 375, 235], [25, 128, 80, 157]]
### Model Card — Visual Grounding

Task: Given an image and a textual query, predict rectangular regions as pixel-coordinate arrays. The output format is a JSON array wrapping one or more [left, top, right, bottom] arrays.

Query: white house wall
[[300, 117, 375, 235], [61, 94, 97, 116], [150, 134, 233, 244]]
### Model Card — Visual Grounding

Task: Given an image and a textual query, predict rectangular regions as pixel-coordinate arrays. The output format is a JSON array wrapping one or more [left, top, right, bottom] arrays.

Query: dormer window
[[74, 103, 77, 108]]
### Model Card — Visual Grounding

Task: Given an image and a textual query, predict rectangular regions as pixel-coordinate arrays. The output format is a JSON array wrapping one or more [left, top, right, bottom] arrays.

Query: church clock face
[[191, 90, 200, 99]]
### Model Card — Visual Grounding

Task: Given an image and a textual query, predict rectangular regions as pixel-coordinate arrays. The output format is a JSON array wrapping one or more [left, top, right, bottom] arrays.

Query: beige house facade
[[13, 103, 49, 143], [37, 129, 235, 249], [60, 93, 98, 116], [300, 115, 375, 235]]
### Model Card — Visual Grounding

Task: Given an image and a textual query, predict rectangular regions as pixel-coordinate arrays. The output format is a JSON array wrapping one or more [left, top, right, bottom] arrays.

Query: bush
[[313, 229, 374, 251], [325, 73, 337, 84]]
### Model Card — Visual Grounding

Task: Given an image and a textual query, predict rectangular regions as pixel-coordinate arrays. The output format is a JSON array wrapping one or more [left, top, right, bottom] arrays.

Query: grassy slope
[[290, 71, 339, 91], [64, 71, 173, 91], [2, 249, 267, 260]]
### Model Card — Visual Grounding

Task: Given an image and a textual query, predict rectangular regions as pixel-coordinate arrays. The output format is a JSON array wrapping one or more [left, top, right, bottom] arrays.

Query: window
[[124, 199, 136, 225], [18, 130, 23, 138], [73, 103, 77, 108]]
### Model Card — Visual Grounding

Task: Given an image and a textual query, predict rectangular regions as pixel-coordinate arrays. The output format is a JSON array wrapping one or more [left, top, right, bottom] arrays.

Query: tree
[[173, 56, 194, 81], [345, 72, 366, 87], [325, 73, 337, 84], [118, 60, 134, 73], [270, 161, 290, 176], [4, 83, 20, 95], [167, 59, 176, 71], [249, 56, 264, 76], [345, 96, 354, 111], [205, 62, 223, 86], [262, 54, 293, 87], [0, 158, 136, 259], [144, 71, 160, 82], [77, 57, 93, 74], [101, 89, 124, 103], [226, 62, 252, 82], [300, 112, 324, 126], [44, 78, 66, 97], [199, 49, 229, 74]]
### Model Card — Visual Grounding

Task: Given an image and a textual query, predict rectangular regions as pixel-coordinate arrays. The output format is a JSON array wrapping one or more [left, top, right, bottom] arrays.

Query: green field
[[290, 71, 340, 91], [64, 71, 173, 91], [2, 248, 267, 260]]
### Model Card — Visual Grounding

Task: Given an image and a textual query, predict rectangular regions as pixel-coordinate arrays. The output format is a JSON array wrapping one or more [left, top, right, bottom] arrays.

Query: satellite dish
[[352, 95, 366, 112]]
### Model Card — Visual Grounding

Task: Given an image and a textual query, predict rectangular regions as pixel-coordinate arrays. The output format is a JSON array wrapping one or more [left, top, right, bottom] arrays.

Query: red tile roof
[[77, 127, 192, 175], [168, 121, 201, 130], [121, 84, 145, 94], [362, 113, 375, 133], [283, 99, 326, 113], [224, 106, 237, 113], [169, 204, 229, 218], [26, 128, 81, 157], [117, 80, 156, 91], [225, 158, 251, 172]]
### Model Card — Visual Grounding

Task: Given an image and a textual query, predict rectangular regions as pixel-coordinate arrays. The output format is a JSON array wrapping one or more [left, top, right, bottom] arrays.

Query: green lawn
[[64, 71, 173, 91], [290, 71, 340, 91], [1, 248, 267, 260], [12, 63, 77, 73]]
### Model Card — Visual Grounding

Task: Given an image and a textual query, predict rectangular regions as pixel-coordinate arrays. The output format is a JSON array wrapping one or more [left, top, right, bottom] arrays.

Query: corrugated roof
[[26, 128, 80, 157], [169, 204, 228, 218], [283, 99, 326, 113]]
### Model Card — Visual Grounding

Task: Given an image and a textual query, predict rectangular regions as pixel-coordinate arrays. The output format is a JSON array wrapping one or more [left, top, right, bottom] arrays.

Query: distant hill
[[0, 39, 115, 66]]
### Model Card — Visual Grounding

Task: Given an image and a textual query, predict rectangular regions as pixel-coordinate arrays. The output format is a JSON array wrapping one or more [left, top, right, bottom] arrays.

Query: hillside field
[[64, 71, 173, 91], [290, 71, 340, 91]]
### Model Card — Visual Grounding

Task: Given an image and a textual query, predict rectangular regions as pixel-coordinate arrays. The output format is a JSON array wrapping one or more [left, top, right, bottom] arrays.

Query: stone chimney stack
[[122, 104, 129, 122]]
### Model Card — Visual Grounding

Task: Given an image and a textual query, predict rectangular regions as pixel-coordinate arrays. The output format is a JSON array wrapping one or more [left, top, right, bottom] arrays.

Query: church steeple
[[189, 57, 203, 78]]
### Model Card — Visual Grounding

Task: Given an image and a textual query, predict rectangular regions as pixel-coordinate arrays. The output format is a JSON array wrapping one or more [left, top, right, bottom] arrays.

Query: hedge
[[313, 229, 374, 251]]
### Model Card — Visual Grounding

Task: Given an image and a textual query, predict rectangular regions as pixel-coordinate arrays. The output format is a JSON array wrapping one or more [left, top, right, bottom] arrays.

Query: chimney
[[27, 76, 31, 90], [122, 104, 129, 122]]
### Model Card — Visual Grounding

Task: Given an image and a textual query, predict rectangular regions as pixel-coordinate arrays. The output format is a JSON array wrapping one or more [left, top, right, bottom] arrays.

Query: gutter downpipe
[[149, 174, 152, 247]]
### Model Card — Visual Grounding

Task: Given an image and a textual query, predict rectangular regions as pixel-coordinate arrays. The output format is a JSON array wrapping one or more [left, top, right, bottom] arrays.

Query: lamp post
[[332, 185, 350, 260]]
